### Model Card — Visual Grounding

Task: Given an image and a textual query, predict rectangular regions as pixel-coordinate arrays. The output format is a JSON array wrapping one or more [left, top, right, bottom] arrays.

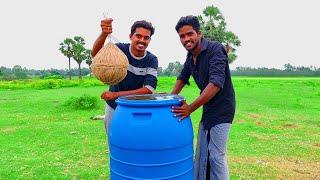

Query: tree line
[[0, 65, 91, 80], [1, 63, 319, 80], [231, 64, 320, 77]]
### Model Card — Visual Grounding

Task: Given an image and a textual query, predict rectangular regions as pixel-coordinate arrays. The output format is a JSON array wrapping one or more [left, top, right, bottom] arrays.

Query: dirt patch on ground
[[247, 113, 261, 119], [254, 121, 269, 128], [229, 156, 320, 179], [282, 123, 299, 129], [246, 113, 270, 128], [0, 127, 16, 133], [237, 119, 247, 124], [52, 100, 60, 104], [248, 133, 271, 141], [314, 143, 320, 148]]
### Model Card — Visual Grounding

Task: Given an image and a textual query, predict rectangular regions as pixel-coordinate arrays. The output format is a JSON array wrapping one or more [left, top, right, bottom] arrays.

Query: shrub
[[64, 94, 98, 110], [31, 79, 61, 89], [43, 75, 65, 79]]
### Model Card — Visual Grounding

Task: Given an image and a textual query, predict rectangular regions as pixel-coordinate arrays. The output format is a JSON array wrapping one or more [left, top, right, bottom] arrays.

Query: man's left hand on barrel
[[101, 91, 118, 101], [172, 100, 193, 121]]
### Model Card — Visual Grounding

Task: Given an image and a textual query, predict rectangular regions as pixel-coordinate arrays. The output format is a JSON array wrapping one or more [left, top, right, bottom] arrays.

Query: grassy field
[[0, 77, 319, 179]]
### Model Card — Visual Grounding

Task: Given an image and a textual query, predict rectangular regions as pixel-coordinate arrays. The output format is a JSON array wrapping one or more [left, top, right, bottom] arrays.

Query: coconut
[[91, 42, 129, 85]]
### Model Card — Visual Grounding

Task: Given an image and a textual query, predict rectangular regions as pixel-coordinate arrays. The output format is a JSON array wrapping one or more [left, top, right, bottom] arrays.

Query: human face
[[130, 27, 151, 54], [178, 25, 201, 52]]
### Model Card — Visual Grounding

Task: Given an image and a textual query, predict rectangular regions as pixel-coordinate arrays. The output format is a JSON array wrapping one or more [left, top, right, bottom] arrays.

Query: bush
[[43, 75, 65, 79], [31, 79, 63, 89], [64, 94, 98, 110]]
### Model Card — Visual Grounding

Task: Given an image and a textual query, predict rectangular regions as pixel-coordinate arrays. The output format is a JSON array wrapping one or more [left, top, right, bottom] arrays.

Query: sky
[[0, 0, 319, 70]]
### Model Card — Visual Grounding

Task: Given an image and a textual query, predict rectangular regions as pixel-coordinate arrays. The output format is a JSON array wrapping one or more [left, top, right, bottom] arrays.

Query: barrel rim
[[116, 94, 185, 106]]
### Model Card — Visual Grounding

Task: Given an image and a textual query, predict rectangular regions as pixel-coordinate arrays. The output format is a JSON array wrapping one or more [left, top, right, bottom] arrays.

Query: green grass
[[0, 77, 104, 90], [0, 77, 319, 179]]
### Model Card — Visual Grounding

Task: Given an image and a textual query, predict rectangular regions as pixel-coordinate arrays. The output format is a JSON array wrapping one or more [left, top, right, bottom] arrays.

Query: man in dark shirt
[[171, 15, 235, 180], [92, 18, 158, 135]]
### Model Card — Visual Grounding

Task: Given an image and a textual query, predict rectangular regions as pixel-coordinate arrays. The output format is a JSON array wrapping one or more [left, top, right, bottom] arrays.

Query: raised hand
[[101, 18, 113, 36]]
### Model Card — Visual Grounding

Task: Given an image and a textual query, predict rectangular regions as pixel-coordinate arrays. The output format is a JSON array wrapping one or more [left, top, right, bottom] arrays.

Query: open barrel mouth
[[120, 94, 184, 101]]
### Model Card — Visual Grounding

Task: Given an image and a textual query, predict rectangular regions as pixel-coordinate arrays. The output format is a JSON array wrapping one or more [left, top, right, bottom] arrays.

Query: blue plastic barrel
[[109, 94, 194, 180]]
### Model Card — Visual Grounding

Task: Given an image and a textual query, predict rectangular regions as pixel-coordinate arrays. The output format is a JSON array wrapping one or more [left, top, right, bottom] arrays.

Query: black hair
[[130, 20, 155, 37], [175, 15, 200, 33]]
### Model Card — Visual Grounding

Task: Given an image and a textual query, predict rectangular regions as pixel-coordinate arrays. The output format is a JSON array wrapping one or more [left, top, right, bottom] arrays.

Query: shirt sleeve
[[115, 42, 126, 51], [144, 57, 158, 92], [177, 60, 191, 85], [208, 43, 228, 89]]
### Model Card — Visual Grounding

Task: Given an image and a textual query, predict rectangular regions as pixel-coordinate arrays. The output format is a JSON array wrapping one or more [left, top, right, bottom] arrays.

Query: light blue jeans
[[104, 103, 114, 137], [194, 122, 231, 180]]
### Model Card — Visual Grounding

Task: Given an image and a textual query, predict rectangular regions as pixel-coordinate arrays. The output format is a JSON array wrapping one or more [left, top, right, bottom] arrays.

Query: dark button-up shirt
[[178, 38, 235, 129]]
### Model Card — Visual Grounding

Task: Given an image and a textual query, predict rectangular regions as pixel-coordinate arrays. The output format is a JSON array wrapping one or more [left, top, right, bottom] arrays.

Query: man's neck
[[192, 40, 202, 54], [191, 40, 202, 63], [129, 45, 147, 60]]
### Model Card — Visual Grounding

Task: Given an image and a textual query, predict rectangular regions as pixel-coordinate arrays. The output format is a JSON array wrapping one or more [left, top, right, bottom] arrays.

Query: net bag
[[91, 42, 129, 85]]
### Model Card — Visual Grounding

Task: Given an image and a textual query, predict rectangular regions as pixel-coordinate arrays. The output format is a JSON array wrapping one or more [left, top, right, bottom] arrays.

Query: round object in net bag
[[91, 42, 129, 85]]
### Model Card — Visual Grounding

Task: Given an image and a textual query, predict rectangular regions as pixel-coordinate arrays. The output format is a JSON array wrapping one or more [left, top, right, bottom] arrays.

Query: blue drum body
[[109, 94, 194, 180]]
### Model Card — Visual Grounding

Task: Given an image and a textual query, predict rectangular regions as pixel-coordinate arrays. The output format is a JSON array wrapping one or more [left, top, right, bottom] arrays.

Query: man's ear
[[129, 34, 132, 39], [197, 31, 202, 37]]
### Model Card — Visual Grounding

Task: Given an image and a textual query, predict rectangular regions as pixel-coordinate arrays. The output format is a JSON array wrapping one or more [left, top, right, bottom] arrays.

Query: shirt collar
[[187, 38, 209, 59], [200, 38, 209, 52], [129, 44, 147, 60]]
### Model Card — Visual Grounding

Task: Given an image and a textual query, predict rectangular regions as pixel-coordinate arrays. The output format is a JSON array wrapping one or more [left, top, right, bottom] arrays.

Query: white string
[[102, 12, 108, 19], [102, 12, 120, 44]]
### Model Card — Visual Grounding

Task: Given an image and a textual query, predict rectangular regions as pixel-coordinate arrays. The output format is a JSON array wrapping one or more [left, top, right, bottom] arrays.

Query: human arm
[[172, 43, 228, 120], [101, 87, 152, 101], [142, 56, 158, 93], [171, 80, 186, 95], [172, 83, 220, 120], [91, 18, 113, 57], [101, 57, 158, 100]]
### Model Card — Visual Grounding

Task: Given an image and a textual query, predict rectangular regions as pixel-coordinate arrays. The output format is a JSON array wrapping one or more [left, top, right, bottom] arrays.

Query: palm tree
[[72, 36, 86, 79], [59, 38, 74, 80], [198, 5, 241, 64], [85, 49, 93, 77]]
